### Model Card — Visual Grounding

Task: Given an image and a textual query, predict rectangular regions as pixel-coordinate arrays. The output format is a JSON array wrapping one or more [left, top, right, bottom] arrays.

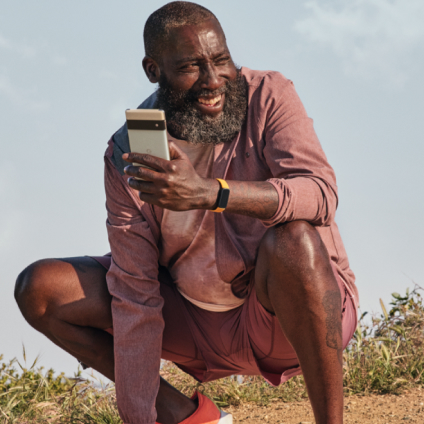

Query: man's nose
[[199, 64, 223, 92]]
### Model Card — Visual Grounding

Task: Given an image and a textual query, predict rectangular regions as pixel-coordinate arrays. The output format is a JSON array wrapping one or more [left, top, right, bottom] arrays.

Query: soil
[[224, 387, 424, 423]]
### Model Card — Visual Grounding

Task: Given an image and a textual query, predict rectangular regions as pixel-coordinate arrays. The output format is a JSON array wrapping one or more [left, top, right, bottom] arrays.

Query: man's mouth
[[195, 93, 225, 115], [197, 94, 222, 107]]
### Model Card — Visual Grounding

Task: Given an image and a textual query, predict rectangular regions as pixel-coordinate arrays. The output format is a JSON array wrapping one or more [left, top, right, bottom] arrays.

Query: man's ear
[[142, 56, 161, 84]]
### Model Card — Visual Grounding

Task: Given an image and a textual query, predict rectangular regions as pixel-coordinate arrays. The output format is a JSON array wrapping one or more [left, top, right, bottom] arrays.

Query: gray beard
[[154, 69, 248, 145]]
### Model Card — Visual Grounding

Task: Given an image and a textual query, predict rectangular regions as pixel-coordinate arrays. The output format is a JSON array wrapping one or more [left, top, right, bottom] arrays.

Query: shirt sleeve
[[261, 78, 338, 227], [104, 154, 163, 424]]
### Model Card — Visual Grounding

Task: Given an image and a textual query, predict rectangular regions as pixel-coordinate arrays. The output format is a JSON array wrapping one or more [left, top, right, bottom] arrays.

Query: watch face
[[218, 188, 230, 208]]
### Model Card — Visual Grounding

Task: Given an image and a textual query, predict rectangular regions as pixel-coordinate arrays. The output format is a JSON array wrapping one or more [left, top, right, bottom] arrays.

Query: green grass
[[1, 286, 423, 423]]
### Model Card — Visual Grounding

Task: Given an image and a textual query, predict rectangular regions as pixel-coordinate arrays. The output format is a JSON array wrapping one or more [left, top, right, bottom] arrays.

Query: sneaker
[[157, 391, 233, 424]]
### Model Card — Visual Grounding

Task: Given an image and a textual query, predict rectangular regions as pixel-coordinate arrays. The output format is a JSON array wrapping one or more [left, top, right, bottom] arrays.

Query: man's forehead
[[163, 19, 228, 62]]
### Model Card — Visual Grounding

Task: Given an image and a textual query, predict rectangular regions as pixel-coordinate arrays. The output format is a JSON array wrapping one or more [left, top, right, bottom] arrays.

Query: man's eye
[[181, 63, 198, 70], [215, 57, 230, 65]]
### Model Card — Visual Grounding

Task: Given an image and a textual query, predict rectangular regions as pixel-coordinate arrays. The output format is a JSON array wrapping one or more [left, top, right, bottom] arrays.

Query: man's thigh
[[15, 255, 113, 333], [247, 263, 357, 384], [48, 256, 113, 329]]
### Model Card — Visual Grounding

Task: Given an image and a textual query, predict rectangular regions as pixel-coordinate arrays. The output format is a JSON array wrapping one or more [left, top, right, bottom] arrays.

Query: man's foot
[[156, 392, 232, 424]]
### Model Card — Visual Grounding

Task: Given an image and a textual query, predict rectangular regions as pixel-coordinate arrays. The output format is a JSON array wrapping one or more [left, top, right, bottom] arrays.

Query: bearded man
[[15, 2, 358, 424]]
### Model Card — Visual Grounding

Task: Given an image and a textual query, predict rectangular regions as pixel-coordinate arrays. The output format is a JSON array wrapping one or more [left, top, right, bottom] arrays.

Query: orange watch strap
[[211, 178, 229, 213], [216, 178, 229, 189]]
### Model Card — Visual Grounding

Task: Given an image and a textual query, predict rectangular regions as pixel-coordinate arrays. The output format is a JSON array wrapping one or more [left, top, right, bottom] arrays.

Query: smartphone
[[125, 109, 170, 173]]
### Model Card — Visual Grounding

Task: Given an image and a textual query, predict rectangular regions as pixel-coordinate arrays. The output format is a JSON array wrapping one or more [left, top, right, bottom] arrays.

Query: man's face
[[146, 18, 247, 145], [158, 18, 238, 118]]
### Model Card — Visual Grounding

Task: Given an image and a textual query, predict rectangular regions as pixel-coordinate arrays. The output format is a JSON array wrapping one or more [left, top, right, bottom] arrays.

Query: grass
[[0, 350, 119, 424], [1, 286, 423, 423], [343, 285, 424, 395]]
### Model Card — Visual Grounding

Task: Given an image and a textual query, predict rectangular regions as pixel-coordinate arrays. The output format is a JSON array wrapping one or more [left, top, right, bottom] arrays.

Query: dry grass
[[343, 286, 424, 395], [0, 350, 119, 423], [1, 286, 423, 423]]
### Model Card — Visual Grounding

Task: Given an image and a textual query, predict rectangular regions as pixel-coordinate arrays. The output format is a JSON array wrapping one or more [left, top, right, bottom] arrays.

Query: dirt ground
[[225, 387, 424, 423]]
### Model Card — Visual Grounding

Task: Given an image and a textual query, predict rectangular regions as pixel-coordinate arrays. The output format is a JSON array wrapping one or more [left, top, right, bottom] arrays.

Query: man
[[15, 2, 358, 424]]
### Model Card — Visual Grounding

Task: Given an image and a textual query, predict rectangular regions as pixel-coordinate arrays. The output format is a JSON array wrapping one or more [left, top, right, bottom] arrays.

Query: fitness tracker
[[211, 178, 230, 213]]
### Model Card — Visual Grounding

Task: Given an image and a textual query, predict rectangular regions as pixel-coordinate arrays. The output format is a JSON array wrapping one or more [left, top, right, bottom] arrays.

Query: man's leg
[[14, 257, 196, 424], [255, 221, 344, 424]]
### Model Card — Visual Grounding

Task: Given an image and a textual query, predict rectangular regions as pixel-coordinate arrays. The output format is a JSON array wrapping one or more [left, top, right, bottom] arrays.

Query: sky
[[0, 0, 423, 379]]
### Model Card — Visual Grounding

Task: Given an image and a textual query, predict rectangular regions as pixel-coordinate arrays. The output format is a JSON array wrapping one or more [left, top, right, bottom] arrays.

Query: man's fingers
[[124, 165, 160, 181], [123, 143, 190, 173], [138, 192, 156, 204], [127, 178, 155, 193], [122, 153, 166, 171]]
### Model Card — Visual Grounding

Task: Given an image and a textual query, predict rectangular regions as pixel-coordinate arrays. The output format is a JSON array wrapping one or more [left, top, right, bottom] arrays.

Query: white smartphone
[[125, 109, 170, 173]]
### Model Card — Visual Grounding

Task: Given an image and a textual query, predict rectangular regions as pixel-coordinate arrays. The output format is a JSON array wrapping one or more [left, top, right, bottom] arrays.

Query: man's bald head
[[144, 1, 219, 60]]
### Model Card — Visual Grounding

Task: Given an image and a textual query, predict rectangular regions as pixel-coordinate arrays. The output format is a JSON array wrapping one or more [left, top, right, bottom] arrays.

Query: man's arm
[[124, 81, 337, 226], [123, 148, 280, 219], [124, 74, 336, 228], [105, 152, 163, 424], [124, 153, 335, 224]]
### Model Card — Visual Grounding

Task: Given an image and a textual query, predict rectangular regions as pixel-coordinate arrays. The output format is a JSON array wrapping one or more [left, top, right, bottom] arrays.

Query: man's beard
[[154, 69, 247, 145]]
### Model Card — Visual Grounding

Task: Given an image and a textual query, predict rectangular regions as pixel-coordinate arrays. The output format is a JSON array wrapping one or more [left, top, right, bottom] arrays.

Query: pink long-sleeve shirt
[[105, 67, 358, 424]]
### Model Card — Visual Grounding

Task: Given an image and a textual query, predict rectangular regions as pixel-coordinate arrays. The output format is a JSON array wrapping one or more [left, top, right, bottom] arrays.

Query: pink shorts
[[94, 255, 357, 386]]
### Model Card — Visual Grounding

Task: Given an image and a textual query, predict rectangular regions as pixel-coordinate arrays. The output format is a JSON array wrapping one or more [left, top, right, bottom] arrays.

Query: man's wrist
[[199, 178, 221, 210]]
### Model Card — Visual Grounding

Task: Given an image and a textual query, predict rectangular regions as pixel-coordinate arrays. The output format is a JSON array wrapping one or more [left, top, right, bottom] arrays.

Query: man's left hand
[[123, 142, 219, 211]]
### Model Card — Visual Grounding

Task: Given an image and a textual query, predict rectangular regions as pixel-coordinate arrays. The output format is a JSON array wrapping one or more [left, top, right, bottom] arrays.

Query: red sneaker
[[156, 392, 232, 424]]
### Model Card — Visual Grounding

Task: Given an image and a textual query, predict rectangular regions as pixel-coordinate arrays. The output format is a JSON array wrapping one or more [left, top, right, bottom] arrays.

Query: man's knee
[[259, 220, 330, 277], [15, 259, 56, 329]]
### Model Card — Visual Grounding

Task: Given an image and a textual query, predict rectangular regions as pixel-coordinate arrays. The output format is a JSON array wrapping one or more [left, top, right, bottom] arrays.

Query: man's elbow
[[316, 187, 338, 226]]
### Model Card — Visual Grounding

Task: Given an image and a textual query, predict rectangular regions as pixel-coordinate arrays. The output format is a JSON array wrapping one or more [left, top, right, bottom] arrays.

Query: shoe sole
[[219, 410, 233, 423]]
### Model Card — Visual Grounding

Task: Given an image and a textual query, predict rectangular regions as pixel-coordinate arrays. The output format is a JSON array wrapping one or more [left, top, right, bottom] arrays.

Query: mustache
[[189, 85, 227, 99], [158, 76, 229, 103]]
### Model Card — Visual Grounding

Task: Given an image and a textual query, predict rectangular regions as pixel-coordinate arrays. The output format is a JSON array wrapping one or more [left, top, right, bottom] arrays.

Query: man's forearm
[[123, 149, 279, 219], [202, 179, 279, 220]]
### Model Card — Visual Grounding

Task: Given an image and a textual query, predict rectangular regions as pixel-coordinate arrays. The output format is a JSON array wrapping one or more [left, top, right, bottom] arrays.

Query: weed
[[343, 285, 424, 395], [0, 349, 119, 423]]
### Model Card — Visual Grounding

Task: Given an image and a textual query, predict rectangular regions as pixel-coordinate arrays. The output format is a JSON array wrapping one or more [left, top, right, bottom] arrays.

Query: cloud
[[0, 35, 11, 49], [0, 34, 36, 58], [295, 0, 424, 87], [0, 73, 49, 111], [0, 34, 50, 111]]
